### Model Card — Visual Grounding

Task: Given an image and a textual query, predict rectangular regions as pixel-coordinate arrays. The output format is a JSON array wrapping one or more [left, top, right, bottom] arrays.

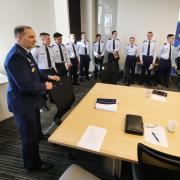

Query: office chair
[[132, 143, 180, 180], [50, 76, 75, 125], [100, 63, 119, 84], [59, 164, 101, 180]]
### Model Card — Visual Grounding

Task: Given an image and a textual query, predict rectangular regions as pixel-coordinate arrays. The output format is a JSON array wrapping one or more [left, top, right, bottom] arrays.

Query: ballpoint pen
[[152, 131, 159, 143]]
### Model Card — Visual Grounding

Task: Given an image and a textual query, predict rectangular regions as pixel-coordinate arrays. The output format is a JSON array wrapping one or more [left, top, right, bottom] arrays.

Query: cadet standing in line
[[31, 32, 57, 111], [66, 34, 81, 85], [175, 45, 180, 69], [158, 34, 175, 88], [77, 32, 91, 82], [53, 32, 71, 77], [124, 37, 139, 86], [93, 33, 105, 80], [4, 25, 60, 173], [31, 32, 57, 76], [106, 30, 120, 65], [140, 31, 156, 86]]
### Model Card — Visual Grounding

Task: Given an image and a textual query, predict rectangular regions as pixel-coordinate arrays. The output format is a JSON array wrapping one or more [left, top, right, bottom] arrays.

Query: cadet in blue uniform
[[66, 34, 80, 85], [124, 37, 139, 86], [93, 34, 105, 80], [53, 32, 71, 77], [158, 34, 175, 88], [140, 31, 156, 86], [77, 32, 91, 81], [176, 45, 180, 69], [106, 30, 120, 64], [4, 26, 60, 172]]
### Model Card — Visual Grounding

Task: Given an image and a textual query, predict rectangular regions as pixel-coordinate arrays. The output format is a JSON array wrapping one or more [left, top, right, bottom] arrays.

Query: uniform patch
[[31, 67, 36, 72]]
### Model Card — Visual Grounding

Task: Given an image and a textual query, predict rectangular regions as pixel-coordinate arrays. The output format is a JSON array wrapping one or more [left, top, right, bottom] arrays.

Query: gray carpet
[[0, 76, 179, 180]]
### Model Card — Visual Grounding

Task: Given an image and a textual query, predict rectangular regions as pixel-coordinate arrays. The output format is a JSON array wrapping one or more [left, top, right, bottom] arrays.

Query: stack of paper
[[95, 98, 117, 112], [151, 94, 167, 102], [77, 125, 107, 152], [144, 125, 168, 147]]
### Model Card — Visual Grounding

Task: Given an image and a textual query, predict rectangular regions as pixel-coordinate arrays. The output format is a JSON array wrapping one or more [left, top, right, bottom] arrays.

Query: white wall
[[81, 0, 97, 71], [54, 0, 70, 44], [0, 0, 56, 73], [117, 0, 180, 62]]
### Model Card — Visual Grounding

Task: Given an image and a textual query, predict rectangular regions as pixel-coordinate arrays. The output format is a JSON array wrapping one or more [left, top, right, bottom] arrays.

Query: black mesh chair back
[[137, 143, 180, 180], [50, 76, 75, 125]]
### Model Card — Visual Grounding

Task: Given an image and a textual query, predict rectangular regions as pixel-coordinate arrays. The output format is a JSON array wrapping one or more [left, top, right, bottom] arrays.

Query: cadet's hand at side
[[45, 82, 53, 90], [48, 75, 60, 81]]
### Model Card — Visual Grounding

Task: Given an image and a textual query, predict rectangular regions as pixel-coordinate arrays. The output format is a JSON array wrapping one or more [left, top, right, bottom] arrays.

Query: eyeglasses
[[144, 123, 157, 128]]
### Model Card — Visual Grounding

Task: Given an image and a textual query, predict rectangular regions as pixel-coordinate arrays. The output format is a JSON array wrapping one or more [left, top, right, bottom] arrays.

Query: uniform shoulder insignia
[[108, 38, 111, 40], [143, 40, 146, 42], [35, 45, 40, 48], [61, 44, 65, 47], [66, 43, 69, 45], [117, 39, 120, 41], [153, 40, 156, 42], [164, 43, 167, 45], [16, 48, 21, 53], [93, 41, 96, 43], [48, 45, 54, 47], [101, 41, 104, 43]]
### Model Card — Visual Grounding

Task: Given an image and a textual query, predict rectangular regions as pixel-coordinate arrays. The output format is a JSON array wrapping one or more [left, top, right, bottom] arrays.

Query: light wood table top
[[48, 83, 180, 162]]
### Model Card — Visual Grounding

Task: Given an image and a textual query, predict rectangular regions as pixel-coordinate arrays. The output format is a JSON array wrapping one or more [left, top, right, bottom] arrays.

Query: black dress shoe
[[126, 83, 130, 86], [27, 162, 53, 173], [39, 162, 53, 171]]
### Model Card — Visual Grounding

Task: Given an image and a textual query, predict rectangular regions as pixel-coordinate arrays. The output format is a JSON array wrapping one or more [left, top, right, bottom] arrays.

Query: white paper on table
[[144, 125, 168, 147], [95, 103, 117, 112], [151, 94, 167, 102], [77, 125, 107, 152]]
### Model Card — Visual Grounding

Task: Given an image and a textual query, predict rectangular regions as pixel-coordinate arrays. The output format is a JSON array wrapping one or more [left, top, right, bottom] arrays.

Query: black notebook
[[96, 98, 116, 105], [152, 90, 167, 97], [125, 114, 144, 136]]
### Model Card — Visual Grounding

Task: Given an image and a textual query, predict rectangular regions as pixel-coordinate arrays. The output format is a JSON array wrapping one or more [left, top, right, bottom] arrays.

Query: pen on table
[[152, 131, 159, 143]]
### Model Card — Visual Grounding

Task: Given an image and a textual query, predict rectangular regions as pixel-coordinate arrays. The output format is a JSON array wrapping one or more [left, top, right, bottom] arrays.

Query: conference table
[[48, 83, 180, 170]]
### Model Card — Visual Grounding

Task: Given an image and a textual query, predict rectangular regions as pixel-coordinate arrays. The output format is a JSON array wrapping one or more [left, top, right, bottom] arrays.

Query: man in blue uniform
[[124, 37, 139, 86], [93, 34, 105, 80], [4, 25, 60, 172], [158, 34, 175, 88], [140, 31, 156, 86], [77, 32, 91, 81]]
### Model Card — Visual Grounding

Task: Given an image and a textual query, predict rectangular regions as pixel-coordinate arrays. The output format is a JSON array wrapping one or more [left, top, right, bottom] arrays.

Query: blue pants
[[80, 55, 90, 79], [124, 55, 136, 84], [108, 53, 119, 64], [70, 58, 78, 83], [94, 57, 104, 79], [141, 55, 153, 84], [158, 59, 171, 86], [14, 109, 43, 170]]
